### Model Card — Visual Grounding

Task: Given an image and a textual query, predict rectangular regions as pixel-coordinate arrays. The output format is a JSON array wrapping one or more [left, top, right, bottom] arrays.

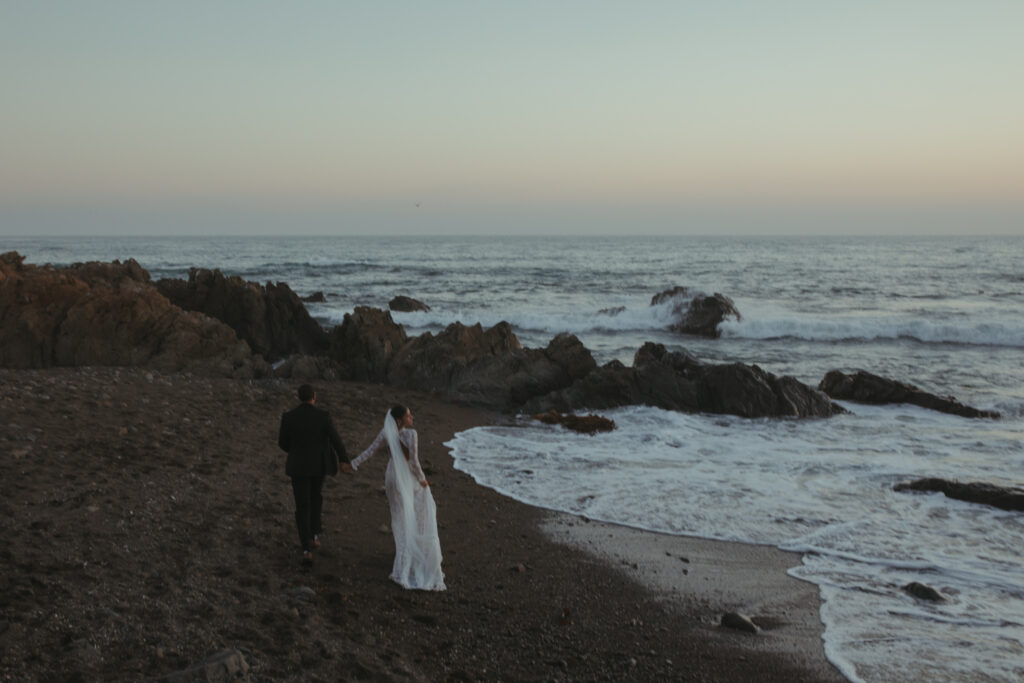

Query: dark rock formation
[[524, 342, 843, 418], [651, 287, 741, 338], [533, 410, 616, 434], [388, 324, 596, 410], [720, 612, 759, 633], [328, 306, 409, 382], [819, 370, 999, 418], [0, 252, 264, 378], [157, 268, 327, 362], [389, 295, 431, 312], [902, 582, 947, 602], [894, 478, 1024, 512], [301, 291, 326, 303]]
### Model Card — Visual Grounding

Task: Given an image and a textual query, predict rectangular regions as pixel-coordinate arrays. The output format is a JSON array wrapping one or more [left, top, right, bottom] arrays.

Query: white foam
[[447, 404, 1024, 682]]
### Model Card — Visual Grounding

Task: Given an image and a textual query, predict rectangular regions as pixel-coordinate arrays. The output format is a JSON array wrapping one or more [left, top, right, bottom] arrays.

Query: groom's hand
[[341, 462, 353, 474]]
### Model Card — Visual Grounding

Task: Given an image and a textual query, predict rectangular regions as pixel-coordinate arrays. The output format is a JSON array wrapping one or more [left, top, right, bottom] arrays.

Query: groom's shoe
[[302, 550, 313, 567], [312, 535, 321, 550]]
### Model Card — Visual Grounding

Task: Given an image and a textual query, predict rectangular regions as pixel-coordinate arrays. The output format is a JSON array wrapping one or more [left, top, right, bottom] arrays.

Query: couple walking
[[277, 384, 445, 591]]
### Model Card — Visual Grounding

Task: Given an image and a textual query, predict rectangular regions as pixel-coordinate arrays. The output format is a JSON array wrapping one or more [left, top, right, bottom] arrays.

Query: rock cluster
[[524, 343, 843, 418], [819, 369, 999, 418], [0, 252, 264, 378], [1, 253, 846, 420], [156, 268, 327, 361]]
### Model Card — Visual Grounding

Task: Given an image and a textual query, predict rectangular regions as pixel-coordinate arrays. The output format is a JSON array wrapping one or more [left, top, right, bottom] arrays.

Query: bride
[[351, 405, 446, 591]]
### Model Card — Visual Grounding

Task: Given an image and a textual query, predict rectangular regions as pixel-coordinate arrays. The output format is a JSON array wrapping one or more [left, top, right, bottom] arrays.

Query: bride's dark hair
[[390, 404, 408, 422]]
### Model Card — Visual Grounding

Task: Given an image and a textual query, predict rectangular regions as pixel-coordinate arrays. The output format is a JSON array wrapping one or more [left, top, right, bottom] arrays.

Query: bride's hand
[[420, 479, 429, 488]]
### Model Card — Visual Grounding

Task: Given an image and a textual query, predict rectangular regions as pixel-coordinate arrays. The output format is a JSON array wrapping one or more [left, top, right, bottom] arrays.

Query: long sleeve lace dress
[[352, 425, 446, 591]]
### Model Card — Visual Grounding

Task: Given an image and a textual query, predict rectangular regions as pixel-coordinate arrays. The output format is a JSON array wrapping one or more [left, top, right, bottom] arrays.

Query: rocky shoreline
[[0, 366, 842, 681]]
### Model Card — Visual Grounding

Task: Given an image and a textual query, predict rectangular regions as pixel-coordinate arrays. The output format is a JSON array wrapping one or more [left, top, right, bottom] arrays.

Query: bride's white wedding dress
[[352, 413, 446, 591]]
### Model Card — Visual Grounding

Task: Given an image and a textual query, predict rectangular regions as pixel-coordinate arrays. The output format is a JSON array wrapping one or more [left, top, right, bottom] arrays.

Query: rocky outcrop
[[651, 287, 740, 337], [301, 291, 326, 303], [819, 370, 999, 418], [389, 295, 431, 312], [388, 324, 596, 410], [533, 410, 616, 434], [156, 268, 327, 361], [0, 252, 264, 378], [524, 342, 843, 418], [328, 306, 409, 382], [894, 478, 1024, 512]]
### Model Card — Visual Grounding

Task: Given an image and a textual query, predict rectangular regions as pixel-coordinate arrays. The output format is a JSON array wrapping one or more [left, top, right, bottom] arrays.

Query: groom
[[278, 384, 351, 566]]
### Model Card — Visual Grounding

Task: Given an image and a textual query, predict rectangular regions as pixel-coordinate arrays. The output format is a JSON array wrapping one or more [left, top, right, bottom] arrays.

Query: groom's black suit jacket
[[278, 403, 349, 478]]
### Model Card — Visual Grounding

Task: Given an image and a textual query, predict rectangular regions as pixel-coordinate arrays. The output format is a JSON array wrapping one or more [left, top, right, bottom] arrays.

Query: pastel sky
[[1, 1, 1022, 235]]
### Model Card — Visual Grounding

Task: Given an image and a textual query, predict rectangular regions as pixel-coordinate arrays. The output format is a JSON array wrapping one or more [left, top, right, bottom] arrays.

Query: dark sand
[[0, 367, 842, 681]]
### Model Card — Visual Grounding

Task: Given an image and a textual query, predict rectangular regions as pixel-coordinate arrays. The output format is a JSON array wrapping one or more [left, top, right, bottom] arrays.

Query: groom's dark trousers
[[278, 402, 349, 552]]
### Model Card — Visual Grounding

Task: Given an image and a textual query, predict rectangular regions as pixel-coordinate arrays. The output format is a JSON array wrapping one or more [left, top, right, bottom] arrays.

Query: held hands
[[341, 462, 353, 474], [420, 479, 429, 488]]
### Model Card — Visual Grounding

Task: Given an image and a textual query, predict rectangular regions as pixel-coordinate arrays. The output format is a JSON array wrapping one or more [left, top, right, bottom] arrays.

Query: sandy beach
[[0, 366, 842, 681]]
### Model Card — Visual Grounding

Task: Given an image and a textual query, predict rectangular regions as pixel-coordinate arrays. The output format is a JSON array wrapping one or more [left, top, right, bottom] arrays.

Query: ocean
[[6, 234, 1023, 682]]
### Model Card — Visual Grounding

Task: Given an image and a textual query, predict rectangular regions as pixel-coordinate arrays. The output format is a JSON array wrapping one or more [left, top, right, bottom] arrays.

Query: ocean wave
[[721, 316, 1024, 348]]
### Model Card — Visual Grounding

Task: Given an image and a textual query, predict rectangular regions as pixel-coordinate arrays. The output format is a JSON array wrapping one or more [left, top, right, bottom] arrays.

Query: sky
[[1, 1, 1022, 235]]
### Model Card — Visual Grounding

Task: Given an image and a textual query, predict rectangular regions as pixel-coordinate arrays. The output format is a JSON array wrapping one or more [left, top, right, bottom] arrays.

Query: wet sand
[[0, 366, 842, 681]]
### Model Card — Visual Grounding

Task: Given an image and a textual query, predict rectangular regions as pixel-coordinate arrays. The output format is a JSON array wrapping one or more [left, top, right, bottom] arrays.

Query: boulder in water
[[894, 478, 1024, 512], [819, 370, 1000, 418], [532, 410, 616, 434], [902, 582, 947, 602], [650, 287, 740, 338], [524, 342, 843, 419], [389, 295, 431, 312]]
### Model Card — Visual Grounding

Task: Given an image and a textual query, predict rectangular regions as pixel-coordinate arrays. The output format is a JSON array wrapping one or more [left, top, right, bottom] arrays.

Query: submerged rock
[[651, 287, 741, 338], [532, 410, 616, 434], [819, 370, 999, 418], [902, 582, 947, 602], [157, 268, 328, 362], [894, 478, 1024, 512], [524, 342, 843, 419]]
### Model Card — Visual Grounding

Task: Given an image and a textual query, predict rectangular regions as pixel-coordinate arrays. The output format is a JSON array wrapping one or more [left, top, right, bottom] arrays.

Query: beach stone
[[651, 287, 741, 338], [819, 369, 999, 418], [158, 648, 250, 682], [0, 253, 265, 378], [720, 612, 759, 633], [903, 582, 947, 602], [894, 478, 1024, 512], [524, 342, 844, 419], [156, 267, 328, 361], [389, 295, 431, 312]]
